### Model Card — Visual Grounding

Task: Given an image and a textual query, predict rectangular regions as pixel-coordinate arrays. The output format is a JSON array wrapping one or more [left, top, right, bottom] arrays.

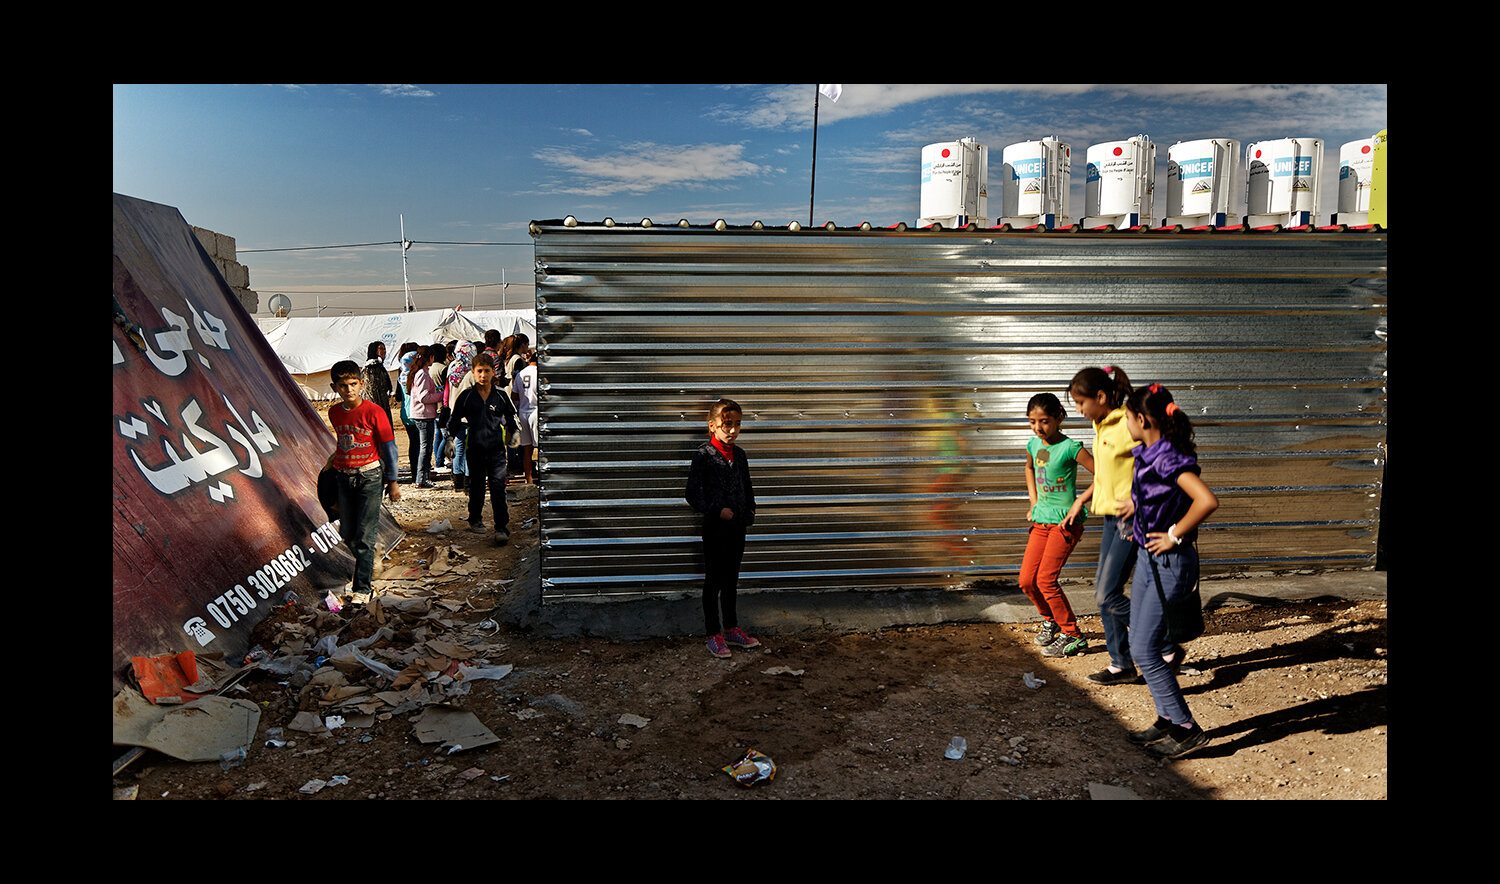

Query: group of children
[[323, 334, 540, 604], [687, 368, 1219, 760], [328, 350, 1218, 760]]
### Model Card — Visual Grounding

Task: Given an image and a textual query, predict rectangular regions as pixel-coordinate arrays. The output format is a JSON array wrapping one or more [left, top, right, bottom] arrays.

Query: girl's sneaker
[[724, 627, 761, 649], [1033, 620, 1060, 646], [1042, 632, 1088, 657], [1146, 726, 1211, 759], [706, 634, 731, 658]]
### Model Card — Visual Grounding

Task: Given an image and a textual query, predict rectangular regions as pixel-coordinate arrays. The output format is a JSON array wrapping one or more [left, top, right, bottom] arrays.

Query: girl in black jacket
[[685, 398, 761, 658]]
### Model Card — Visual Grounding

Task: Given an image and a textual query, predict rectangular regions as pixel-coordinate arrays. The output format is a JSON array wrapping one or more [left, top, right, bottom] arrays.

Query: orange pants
[[1019, 521, 1085, 636]]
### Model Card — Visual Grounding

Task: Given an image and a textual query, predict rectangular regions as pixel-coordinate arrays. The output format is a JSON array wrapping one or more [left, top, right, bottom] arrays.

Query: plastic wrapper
[[722, 749, 776, 787]]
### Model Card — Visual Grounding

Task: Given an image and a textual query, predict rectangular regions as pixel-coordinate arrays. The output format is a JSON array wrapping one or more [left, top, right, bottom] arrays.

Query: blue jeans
[[333, 464, 384, 594], [1129, 543, 1199, 726], [452, 432, 467, 477], [1095, 516, 1137, 672], [415, 418, 435, 484]]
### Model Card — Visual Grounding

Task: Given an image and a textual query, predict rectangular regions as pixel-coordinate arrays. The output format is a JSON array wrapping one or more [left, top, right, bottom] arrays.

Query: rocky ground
[[113, 407, 1387, 801]]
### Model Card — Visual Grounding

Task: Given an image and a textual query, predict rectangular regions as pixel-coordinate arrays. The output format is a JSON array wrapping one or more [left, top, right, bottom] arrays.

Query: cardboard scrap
[[287, 710, 328, 733], [424, 639, 474, 660], [412, 706, 500, 753], [1088, 782, 1143, 800], [112, 688, 260, 762]]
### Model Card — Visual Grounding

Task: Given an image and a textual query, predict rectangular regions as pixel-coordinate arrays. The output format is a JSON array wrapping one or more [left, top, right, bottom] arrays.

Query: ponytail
[[1069, 365, 1133, 408], [1126, 383, 1197, 457]]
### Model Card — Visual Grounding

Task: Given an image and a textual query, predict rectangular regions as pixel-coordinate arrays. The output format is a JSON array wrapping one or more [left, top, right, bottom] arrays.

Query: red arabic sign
[[112, 194, 354, 694]]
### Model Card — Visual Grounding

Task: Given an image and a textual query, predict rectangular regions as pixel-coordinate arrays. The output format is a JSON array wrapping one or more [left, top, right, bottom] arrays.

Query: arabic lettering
[[120, 394, 282, 499]]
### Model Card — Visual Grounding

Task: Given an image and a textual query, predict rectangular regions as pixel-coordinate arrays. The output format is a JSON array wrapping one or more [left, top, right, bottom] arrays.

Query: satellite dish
[[269, 293, 292, 317]]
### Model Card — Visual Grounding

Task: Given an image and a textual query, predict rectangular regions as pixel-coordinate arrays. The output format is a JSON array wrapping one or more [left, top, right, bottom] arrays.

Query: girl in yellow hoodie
[[1066, 367, 1142, 685]]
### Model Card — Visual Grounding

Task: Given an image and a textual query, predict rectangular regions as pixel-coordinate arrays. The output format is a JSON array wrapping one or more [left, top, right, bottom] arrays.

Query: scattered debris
[[1088, 782, 1143, 800], [412, 706, 501, 753], [722, 749, 777, 787], [128, 651, 204, 705], [763, 666, 805, 677], [112, 688, 260, 763], [618, 713, 651, 729], [453, 767, 486, 787]]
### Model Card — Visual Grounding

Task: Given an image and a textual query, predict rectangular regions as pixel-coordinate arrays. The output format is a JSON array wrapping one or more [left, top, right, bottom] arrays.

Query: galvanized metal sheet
[[532, 224, 1386, 601]]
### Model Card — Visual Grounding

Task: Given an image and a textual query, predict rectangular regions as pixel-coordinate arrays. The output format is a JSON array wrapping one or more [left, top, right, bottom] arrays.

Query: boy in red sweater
[[327, 360, 402, 597]]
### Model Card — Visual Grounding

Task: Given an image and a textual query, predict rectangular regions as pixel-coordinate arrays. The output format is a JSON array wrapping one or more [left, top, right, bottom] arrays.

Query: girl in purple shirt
[[1124, 383, 1219, 760]]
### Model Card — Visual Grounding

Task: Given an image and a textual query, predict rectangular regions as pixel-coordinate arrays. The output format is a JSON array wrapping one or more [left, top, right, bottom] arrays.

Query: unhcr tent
[[257, 308, 538, 399], [113, 194, 399, 694]]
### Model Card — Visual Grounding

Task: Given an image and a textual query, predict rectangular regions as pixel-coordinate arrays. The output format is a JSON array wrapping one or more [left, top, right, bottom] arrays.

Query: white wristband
[[1167, 524, 1182, 546]]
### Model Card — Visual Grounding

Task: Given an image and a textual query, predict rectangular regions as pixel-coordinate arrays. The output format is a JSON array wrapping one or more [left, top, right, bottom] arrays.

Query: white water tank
[[1166, 138, 1243, 218], [1246, 138, 1323, 217], [1000, 137, 1070, 220], [919, 138, 989, 227], [1338, 137, 1376, 213], [1085, 135, 1155, 220]]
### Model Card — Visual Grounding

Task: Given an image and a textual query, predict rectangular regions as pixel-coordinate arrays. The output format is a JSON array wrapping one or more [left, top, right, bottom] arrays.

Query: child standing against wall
[[685, 398, 761, 659], [1123, 383, 1219, 759], [1020, 393, 1095, 657]]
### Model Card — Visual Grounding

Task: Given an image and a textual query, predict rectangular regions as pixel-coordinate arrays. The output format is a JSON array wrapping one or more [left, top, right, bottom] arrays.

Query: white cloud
[[709, 84, 1386, 135], [534, 141, 771, 196], [375, 84, 437, 98]]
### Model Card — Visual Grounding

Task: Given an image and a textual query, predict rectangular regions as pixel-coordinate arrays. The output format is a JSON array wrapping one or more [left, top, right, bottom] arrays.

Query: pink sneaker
[[724, 627, 761, 649], [706, 634, 731, 658]]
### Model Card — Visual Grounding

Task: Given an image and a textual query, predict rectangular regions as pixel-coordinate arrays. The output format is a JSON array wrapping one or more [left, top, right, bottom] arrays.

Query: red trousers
[[1019, 521, 1085, 636]]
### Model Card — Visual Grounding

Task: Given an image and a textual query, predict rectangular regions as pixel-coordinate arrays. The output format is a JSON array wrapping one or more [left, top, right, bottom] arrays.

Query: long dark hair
[[1069, 365, 1133, 409], [1125, 382, 1196, 457]]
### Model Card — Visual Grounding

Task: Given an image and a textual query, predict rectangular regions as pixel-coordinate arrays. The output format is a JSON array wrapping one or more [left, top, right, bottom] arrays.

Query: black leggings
[[702, 524, 746, 636]]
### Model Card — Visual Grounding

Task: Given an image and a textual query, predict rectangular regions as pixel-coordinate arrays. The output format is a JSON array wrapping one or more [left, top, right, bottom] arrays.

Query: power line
[[241, 239, 532, 253], [274, 281, 534, 297], [241, 240, 398, 253]]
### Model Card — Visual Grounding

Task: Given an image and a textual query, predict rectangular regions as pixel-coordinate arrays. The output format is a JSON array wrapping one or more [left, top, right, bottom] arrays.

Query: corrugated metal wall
[[531, 223, 1386, 602]]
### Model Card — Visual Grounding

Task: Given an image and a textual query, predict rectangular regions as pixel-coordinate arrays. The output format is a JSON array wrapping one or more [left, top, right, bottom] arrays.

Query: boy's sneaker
[[705, 634, 731, 659], [1146, 726, 1211, 759], [1033, 620, 1060, 646], [724, 627, 761, 649], [468, 520, 487, 533], [1042, 632, 1088, 657], [492, 528, 510, 546]]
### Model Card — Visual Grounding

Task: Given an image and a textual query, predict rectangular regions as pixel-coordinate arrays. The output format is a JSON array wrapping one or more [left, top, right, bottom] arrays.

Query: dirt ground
[[113, 408, 1387, 801]]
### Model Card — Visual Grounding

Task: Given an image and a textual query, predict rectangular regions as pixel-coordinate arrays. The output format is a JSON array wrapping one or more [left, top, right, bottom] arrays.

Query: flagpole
[[810, 85, 821, 226]]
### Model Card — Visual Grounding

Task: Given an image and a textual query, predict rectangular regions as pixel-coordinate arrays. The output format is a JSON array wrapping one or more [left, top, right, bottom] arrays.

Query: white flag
[[818, 84, 842, 102]]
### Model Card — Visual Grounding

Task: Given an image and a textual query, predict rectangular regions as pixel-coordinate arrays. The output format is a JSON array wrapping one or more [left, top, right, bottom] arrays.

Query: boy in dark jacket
[[446, 353, 518, 544], [685, 398, 761, 658]]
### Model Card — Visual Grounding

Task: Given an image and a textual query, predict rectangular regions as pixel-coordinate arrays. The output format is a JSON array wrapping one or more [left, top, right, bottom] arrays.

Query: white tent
[[257, 308, 537, 399]]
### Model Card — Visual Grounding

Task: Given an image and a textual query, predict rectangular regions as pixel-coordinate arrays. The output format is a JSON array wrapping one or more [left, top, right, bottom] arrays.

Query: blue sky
[[113, 84, 1387, 317]]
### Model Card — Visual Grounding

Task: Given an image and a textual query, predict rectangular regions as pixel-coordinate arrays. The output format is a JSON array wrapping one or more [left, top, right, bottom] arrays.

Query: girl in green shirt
[[1021, 393, 1096, 657]]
